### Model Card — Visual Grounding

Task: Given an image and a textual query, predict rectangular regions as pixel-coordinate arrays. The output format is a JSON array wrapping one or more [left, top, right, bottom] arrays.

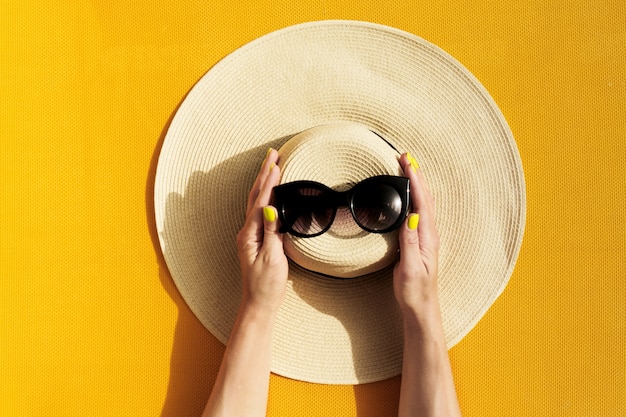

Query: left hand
[[393, 153, 441, 316], [236, 149, 289, 315]]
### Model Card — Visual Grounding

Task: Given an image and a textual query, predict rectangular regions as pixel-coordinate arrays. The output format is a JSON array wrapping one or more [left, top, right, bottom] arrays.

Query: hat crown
[[277, 122, 403, 278]]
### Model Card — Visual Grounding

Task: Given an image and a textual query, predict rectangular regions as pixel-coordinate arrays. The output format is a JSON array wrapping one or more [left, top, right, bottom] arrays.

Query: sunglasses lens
[[282, 187, 334, 236], [352, 183, 404, 232]]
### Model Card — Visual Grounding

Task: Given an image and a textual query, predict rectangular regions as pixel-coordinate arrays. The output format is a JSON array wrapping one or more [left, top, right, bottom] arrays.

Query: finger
[[246, 148, 276, 214], [399, 153, 428, 212], [240, 162, 281, 247], [246, 148, 279, 214], [254, 160, 281, 210], [238, 152, 280, 259], [399, 153, 437, 237]]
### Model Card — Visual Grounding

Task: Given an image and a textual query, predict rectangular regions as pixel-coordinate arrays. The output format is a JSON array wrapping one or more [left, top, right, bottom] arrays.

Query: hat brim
[[154, 20, 526, 384]]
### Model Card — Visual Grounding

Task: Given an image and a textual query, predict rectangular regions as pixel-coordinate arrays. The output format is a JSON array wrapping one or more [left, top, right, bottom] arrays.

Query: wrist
[[400, 298, 443, 333], [239, 299, 281, 325]]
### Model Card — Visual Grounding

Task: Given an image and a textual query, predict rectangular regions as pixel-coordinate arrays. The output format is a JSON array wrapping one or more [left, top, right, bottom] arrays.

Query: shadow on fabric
[[146, 111, 224, 417], [354, 377, 401, 416], [147, 113, 404, 415]]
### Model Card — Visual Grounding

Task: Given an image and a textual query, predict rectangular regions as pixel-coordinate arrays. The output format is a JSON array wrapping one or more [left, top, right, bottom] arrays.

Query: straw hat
[[154, 20, 526, 384]]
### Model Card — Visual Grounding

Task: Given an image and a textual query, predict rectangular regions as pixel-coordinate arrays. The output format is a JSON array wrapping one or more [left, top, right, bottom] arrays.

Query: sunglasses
[[273, 175, 410, 238]]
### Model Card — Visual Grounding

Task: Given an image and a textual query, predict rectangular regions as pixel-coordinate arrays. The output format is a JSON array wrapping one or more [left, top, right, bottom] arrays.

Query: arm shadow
[[354, 377, 401, 417], [146, 108, 225, 417], [147, 105, 403, 416]]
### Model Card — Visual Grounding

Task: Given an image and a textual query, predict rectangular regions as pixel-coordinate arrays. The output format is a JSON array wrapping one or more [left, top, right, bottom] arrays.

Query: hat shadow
[[147, 120, 292, 415], [148, 121, 402, 414], [290, 273, 405, 413], [146, 111, 224, 417], [289, 266, 404, 415]]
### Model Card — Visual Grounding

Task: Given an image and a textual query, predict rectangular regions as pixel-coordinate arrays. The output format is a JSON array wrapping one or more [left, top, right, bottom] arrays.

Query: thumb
[[398, 213, 421, 254], [262, 206, 284, 251]]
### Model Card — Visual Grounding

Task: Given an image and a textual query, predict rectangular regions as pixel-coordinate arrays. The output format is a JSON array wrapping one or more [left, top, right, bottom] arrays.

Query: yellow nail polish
[[261, 148, 273, 167], [407, 213, 419, 230], [405, 152, 418, 173], [409, 155, 420, 171], [263, 206, 276, 222], [269, 162, 275, 171]]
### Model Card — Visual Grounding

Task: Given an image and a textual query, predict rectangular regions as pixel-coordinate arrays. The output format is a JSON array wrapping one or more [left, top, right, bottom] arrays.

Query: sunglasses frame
[[273, 175, 410, 238]]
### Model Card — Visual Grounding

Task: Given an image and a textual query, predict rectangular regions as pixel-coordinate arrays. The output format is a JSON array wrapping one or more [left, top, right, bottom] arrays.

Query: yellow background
[[1, 0, 624, 415]]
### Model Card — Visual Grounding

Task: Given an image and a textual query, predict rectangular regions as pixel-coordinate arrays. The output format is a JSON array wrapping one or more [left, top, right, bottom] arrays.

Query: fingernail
[[262, 148, 273, 166], [405, 152, 418, 173], [263, 206, 276, 222], [269, 162, 276, 171], [407, 213, 419, 230]]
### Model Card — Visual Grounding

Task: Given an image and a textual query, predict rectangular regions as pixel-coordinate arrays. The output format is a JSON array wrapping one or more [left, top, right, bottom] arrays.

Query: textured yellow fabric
[[1, 0, 623, 416]]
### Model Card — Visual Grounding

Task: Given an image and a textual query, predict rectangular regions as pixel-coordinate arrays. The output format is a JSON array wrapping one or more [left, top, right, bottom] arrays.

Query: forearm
[[398, 300, 461, 417], [202, 304, 276, 417]]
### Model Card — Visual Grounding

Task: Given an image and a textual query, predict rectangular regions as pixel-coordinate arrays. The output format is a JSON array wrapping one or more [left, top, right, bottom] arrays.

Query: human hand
[[236, 149, 289, 315], [393, 153, 441, 316]]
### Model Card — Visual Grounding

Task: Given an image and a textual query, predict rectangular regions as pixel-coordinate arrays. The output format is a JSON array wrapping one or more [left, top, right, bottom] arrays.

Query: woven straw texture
[[154, 20, 525, 384]]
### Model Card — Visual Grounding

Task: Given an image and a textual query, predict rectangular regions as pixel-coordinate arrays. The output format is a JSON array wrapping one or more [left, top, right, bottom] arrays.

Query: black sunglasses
[[273, 175, 410, 238]]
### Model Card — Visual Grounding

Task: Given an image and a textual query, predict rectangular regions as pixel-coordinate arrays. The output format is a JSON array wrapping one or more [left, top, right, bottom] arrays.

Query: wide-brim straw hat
[[154, 20, 526, 384]]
